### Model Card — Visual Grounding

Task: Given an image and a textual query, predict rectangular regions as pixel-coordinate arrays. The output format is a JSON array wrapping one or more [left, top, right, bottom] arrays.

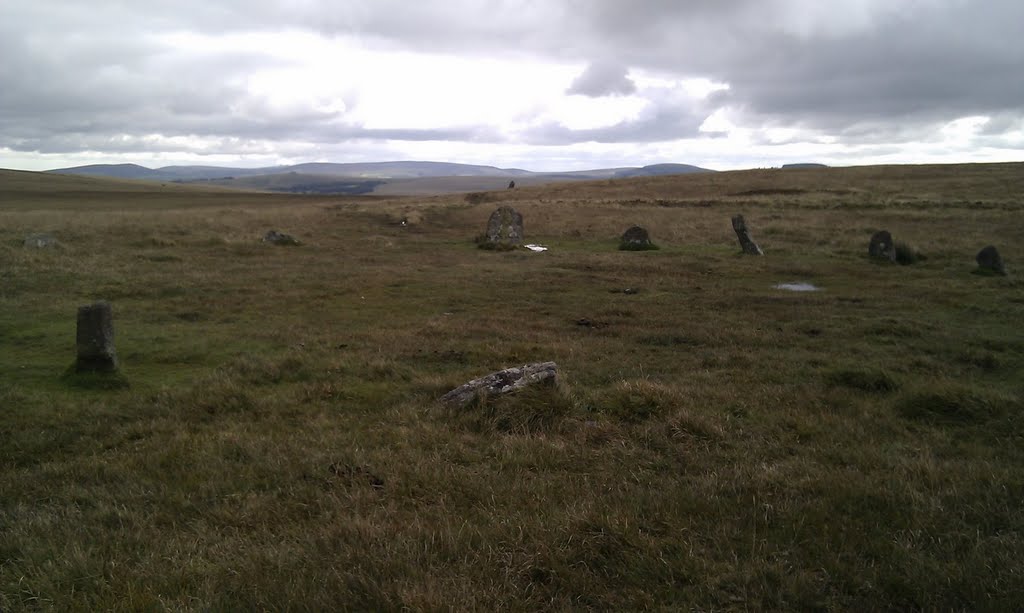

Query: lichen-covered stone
[[485, 206, 524, 245], [440, 362, 557, 408]]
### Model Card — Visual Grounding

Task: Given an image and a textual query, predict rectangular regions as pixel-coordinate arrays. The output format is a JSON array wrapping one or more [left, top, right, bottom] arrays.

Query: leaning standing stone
[[731, 215, 764, 255], [76, 302, 118, 373], [869, 231, 896, 262], [485, 206, 524, 246], [976, 245, 1006, 275]]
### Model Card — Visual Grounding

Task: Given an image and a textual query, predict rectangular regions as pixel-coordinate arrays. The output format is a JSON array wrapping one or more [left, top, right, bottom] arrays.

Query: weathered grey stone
[[485, 206, 524, 245], [76, 302, 118, 373], [24, 233, 59, 249], [731, 215, 764, 255], [619, 225, 654, 250], [869, 230, 896, 262], [440, 361, 558, 408], [507, 180, 516, 189], [263, 230, 300, 246], [976, 245, 1006, 275]]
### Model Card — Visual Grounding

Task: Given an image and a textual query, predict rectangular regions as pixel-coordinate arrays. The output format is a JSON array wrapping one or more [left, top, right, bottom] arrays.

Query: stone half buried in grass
[[262, 230, 300, 246], [440, 361, 558, 409], [23, 233, 61, 249]]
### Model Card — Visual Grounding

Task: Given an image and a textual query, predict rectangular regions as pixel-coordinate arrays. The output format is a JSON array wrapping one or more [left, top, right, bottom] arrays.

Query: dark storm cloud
[[2, 0, 1022, 163]]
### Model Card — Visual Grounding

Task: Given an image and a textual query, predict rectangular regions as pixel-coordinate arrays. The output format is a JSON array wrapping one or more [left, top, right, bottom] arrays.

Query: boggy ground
[[1, 163, 1023, 610]]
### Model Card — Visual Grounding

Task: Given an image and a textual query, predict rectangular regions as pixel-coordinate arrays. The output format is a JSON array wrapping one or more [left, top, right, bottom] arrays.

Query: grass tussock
[[449, 384, 575, 435], [826, 367, 901, 393], [895, 384, 1020, 426], [894, 241, 926, 265], [618, 241, 660, 251]]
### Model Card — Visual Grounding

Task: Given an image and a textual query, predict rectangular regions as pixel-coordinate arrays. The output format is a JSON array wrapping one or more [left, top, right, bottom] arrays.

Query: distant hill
[[48, 163, 165, 180], [613, 163, 713, 178], [781, 163, 829, 169], [45, 160, 717, 195], [47, 161, 537, 182]]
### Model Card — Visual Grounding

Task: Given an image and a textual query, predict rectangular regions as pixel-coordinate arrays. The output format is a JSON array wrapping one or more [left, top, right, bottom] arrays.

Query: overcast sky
[[2, 0, 1022, 172]]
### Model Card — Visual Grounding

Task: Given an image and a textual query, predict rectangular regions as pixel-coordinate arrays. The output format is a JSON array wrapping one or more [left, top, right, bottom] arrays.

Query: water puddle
[[774, 281, 821, 292]]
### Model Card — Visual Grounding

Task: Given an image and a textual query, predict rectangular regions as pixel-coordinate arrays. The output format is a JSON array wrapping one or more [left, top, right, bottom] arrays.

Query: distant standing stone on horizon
[[869, 230, 896, 262], [485, 206, 524, 245], [508, 180, 516, 189], [976, 245, 1006, 275], [76, 301, 118, 373], [731, 215, 764, 255]]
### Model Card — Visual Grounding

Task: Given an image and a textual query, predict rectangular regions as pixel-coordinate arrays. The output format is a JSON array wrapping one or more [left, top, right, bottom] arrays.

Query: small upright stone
[[485, 206, 524, 246], [507, 180, 516, 189], [24, 233, 59, 249], [76, 302, 118, 373], [869, 231, 896, 262], [731, 215, 764, 255], [976, 245, 1006, 275], [619, 225, 656, 250]]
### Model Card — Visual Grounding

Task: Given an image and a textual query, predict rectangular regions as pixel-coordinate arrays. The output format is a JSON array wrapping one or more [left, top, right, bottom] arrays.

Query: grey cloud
[[3, 0, 1024, 165], [567, 62, 636, 97], [522, 90, 712, 145]]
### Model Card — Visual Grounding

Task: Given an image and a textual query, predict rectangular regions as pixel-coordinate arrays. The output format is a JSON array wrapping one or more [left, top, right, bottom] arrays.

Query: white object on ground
[[774, 282, 821, 292], [524, 244, 548, 252]]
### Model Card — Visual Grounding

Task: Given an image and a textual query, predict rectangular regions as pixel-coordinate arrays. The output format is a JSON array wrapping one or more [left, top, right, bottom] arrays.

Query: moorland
[[1, 162, 1022, 610]]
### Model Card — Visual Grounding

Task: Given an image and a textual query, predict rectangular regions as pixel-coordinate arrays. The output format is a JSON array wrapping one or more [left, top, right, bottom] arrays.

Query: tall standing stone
[[869, 231, 896, 262], [731, 215, 764, 255], [485, 206, 524, 246], [976, 245, 1006, 275], [76, 302, 118, 373]]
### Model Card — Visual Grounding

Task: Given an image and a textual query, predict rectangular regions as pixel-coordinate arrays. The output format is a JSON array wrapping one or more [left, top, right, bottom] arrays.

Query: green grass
[[1, 163, 1023, 609]]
